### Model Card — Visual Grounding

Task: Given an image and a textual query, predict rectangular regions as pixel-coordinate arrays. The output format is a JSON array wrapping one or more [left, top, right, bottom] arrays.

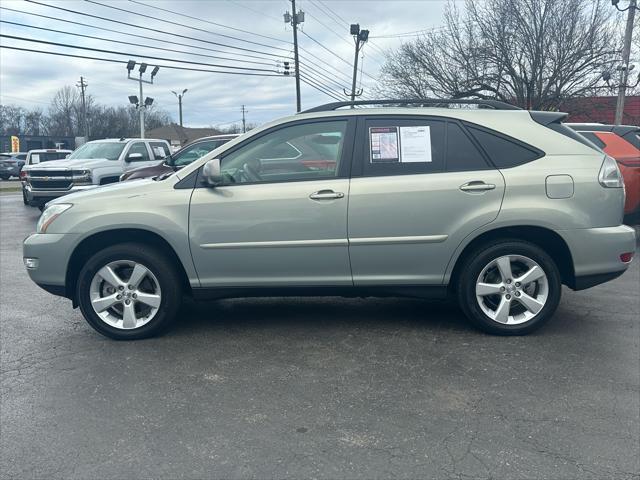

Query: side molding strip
[[200, 235, 448, 249]]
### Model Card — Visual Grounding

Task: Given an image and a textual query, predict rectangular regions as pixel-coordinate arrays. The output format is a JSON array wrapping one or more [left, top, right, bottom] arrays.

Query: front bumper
[[558, 225, 637, 290], [23, 232, 81, 297], [24, 184, 96, 206]]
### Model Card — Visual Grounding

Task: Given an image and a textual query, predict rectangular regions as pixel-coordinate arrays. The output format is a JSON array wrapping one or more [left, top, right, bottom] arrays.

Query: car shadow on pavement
[[168, 296, 471, 338]]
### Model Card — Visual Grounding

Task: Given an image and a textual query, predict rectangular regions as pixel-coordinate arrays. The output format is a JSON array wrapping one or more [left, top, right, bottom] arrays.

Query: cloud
[[0, 0, 447, 127]]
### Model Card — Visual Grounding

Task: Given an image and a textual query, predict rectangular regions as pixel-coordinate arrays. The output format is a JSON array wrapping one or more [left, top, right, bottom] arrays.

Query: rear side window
[[363, 118, 445, 177], [446, 122, 490, 171], [467, 126, 542, 168], [150, 142, 170, 160]]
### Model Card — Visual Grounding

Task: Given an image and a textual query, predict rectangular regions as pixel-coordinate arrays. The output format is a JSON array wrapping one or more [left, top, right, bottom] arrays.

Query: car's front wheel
[[76, 243, 182, 339], [457, 240, 562, 335]]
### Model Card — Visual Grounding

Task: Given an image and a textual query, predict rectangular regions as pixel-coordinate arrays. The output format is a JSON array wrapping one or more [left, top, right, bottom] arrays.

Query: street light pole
[[348, 24, 369, 106], [614, 0, 637, 125], [172, 89, 188, 127], [127, 60, 159, 139]]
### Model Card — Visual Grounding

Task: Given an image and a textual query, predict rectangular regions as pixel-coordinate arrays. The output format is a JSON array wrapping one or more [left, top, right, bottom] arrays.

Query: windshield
[[68, 142, 125, 161]]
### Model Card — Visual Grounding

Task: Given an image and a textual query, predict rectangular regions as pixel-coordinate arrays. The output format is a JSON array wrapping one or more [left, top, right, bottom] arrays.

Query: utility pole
[[284, 2, 304, 112], [126, 60, 159, 139], [76, 76, 88, 139], [172, 89, 188, 127], [348, 24, 369, 105], [241, 104, 248, 133], [613, 0, 638, 125]]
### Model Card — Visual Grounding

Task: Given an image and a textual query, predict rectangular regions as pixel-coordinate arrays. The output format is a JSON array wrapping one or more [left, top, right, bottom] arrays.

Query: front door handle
[[309, 189, 345, 200], [459, 181, 496, 192]]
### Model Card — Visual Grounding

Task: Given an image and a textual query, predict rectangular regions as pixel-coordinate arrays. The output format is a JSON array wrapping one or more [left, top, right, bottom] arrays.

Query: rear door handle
[[309, 189, 345, 200], [459, 181, 496, 192]]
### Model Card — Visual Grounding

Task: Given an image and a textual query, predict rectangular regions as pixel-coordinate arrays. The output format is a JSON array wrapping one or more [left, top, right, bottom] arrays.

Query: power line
[[1, 34, 281, 73], [298, 46, 354, 84], [316, 0, 349, 26], [302, 4, 352, 47], [299, 74, 343, 101], [84, 0, 291, 52], [0, 6, 289, 63], [0, 46, 286, 77], [224, 0, 284, 23], [129, 0, 292, 45], [23, 0, 287, 59], [299, 30, 378, 82], [299, 61, 350, 92], [0, 20, 279, 68]]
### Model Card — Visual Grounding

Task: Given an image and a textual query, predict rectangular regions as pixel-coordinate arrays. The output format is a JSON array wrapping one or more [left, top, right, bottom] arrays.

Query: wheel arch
[[447, 225, 575, 291], [66, 228, 192, 305]]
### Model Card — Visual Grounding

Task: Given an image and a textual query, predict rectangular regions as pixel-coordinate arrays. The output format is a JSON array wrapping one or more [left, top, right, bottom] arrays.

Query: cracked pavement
[[1, 193, 639, 479]]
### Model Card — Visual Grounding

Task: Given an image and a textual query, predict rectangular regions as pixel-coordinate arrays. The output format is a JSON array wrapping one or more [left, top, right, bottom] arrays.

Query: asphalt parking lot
[[1, 191, 639, 480]]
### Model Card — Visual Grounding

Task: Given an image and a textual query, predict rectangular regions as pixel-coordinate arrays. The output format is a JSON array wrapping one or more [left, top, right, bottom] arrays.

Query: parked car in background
[[0, 152, 27, 179], [23, 100, 635, 340], [120, 134, 239, 181], [20, 138, 170, 209], [19, 149, 73, 204], [568, 124, 640, 223]]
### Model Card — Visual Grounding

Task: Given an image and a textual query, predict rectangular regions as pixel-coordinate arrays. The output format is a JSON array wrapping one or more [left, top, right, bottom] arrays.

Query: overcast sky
[[0, 0, 449, 127]]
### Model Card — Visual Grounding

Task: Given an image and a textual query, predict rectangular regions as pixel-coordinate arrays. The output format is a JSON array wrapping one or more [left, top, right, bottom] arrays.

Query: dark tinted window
[[363, 118, 445, 177], [577, 131, 606, 149], [446, 122, 489, 171], [467, 126, 542, 168]]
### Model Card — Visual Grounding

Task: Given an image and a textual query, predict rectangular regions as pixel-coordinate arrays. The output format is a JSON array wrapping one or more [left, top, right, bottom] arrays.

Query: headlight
[[36, 204, 72, 234], [72, 169, 92, 184]]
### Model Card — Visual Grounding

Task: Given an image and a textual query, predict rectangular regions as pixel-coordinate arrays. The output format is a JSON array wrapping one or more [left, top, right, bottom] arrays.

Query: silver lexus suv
[[23, 100, 636, 340]]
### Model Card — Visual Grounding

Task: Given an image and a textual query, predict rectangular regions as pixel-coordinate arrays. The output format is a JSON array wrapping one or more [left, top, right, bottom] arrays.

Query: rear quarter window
[[466, 125, 543, 168], [446, 122, 491, 171]]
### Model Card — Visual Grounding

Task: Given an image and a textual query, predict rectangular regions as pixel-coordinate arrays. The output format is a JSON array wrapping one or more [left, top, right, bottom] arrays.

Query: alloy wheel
[[475, 254, 549, 325], [89, 260, 162, 330]]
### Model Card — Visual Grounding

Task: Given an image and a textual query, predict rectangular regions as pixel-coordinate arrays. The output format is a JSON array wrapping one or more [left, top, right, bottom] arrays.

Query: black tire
[[22, 188, 28, 205], [0, 175, 9, 181], [76, 243, 182, 340], [457, 239, 562, 335]]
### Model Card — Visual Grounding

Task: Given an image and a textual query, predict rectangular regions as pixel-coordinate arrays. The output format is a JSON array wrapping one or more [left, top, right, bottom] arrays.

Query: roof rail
[[301, 98, 522, 113]]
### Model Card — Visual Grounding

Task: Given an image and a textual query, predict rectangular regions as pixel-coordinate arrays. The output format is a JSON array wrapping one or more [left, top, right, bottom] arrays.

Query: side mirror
[[126, 152, 143, 162], [202, 158, 223, 186]]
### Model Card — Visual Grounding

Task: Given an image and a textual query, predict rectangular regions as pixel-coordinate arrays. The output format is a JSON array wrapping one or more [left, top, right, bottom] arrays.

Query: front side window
[[126, 142, 151, 162], [172, 140, 228, 167], [220, 121, 347, 184], [68, 142, 126, 161]]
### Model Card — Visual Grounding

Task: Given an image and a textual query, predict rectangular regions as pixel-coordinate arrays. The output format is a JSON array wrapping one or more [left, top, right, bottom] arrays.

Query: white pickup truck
[[21, 138, 170, 209]]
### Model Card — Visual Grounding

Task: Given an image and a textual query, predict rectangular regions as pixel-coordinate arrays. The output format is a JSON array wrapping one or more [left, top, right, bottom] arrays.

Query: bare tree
[[378, 0, 621, 109]]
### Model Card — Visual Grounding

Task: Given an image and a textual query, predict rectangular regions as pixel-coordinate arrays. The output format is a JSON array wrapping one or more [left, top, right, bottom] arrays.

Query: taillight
[[620, 252, 634, 263], [598, 155, 624, 188], [19, 170, 27, 179]]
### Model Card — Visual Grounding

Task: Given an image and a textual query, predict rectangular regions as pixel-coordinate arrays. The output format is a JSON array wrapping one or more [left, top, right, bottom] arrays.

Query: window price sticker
[[369, 125, 432, 163], [370, 127, 399, 163]]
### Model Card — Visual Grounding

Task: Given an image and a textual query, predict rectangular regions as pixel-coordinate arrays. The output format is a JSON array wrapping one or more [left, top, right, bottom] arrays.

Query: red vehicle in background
[[568, 124, 640, 224]]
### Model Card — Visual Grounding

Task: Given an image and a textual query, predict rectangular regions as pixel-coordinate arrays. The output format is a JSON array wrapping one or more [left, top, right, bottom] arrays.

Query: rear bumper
[[558, 225, 636, 290]]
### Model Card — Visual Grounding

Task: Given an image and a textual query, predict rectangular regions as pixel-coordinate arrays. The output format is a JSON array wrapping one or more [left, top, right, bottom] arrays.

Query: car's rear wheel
[[457, 240, 562, 335], [76, 243, 182, 340], [22, 189, 28, 205]]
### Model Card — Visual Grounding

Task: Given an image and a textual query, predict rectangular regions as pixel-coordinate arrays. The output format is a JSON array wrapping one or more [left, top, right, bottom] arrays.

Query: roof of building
[[144, 124, 223, 144]]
